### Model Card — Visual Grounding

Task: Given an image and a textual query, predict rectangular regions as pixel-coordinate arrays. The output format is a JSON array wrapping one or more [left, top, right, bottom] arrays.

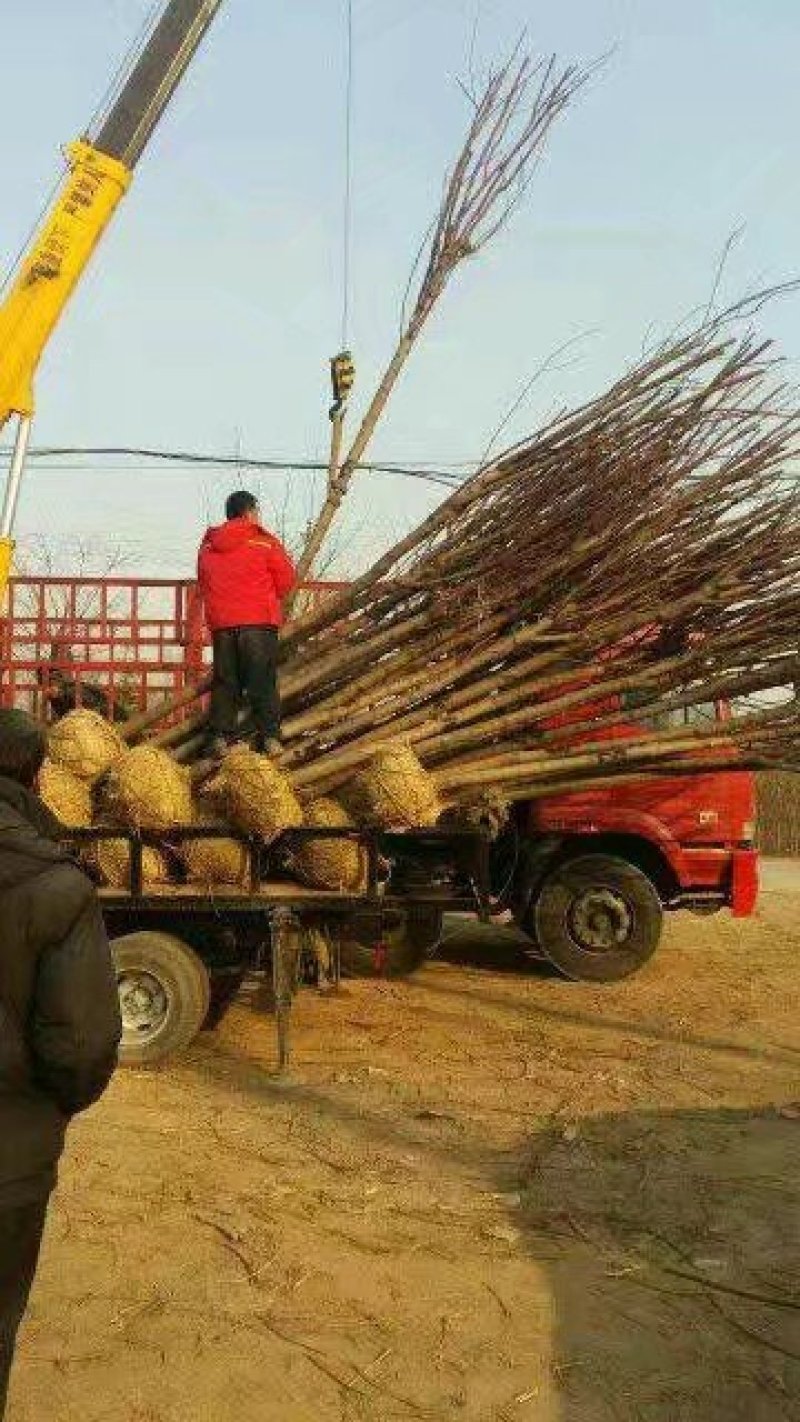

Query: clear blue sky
[[2, 0, 799, 576]]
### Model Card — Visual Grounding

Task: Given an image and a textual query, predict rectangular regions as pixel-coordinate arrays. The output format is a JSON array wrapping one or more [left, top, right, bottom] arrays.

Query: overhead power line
[[4, 445, 473, 488]]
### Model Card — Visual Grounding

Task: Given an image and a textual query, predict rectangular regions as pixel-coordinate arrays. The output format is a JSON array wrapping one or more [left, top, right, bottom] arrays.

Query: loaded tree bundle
[[67, 39, 800, 836], [147, 300, 800, 822], [53, 298, 800, 870], [122, 39, 593, 752]]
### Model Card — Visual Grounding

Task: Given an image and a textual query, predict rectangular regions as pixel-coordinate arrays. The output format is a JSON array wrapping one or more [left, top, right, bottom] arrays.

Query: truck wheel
[[112, 932, 211, 1067], [533, 855, 663, 982], [339, 907, 444, 978]]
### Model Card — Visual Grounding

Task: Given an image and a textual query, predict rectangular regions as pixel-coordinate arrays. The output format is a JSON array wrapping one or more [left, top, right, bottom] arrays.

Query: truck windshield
[[666, 702, 717, 728], [622, 693, 719, 730]]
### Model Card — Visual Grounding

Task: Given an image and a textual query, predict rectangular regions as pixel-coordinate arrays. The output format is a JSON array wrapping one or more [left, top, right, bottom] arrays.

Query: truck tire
[[339, 907, 444, 978], [112, 931, 211, 1067], [532, 854, 663, 983]]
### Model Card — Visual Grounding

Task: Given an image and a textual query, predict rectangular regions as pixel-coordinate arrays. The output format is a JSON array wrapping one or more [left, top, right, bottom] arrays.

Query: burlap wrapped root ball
[[105, 745, 193, 832], [218, 747, 303, 839], [38, 760, 92, 828], [341, 743, 442, 829], [48, 709, 124, 782], [93, 835, 170, 891], [295, 797, 366, 892], [182, 803, 250, 888]]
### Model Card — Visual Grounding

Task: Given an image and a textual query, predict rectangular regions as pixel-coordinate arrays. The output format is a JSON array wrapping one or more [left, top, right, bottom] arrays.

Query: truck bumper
[[730, 846, 759, 917]]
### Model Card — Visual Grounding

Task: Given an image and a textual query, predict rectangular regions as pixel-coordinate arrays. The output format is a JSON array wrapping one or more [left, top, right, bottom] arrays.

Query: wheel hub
[[118, 970, 169, 1043], [569, 887, 633, 952]]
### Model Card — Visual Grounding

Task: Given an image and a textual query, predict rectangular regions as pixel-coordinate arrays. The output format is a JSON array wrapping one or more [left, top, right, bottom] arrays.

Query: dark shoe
[[254, 734, 282, 758]]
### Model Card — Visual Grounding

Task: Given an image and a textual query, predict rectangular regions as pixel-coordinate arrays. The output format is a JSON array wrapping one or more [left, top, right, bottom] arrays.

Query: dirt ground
[[10, 864, 800, 1422]]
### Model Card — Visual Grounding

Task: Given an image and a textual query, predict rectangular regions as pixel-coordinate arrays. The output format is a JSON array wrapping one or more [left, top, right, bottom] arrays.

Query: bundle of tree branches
[[118, 41, 592, 745], [41, 37, 799, 833], [151, 298, 800, 816]]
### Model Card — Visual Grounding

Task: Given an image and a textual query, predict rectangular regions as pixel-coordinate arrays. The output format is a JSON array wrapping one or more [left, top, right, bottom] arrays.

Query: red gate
[[0, 576, 344, 720]]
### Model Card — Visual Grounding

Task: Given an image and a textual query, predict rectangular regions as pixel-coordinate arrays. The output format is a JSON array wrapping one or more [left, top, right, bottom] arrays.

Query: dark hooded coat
[[0, 778, 120, 1205]]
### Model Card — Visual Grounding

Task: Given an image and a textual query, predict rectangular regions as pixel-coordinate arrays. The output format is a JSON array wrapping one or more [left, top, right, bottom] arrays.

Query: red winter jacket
[[197, 518, 296, 632]]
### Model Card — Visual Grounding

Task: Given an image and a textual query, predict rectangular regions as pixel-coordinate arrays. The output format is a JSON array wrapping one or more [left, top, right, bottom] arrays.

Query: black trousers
[[208, 625, 281, 745], [0, 1198, 48, 1417]]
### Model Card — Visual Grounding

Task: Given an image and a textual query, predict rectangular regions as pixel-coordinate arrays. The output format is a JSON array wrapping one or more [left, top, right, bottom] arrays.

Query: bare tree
[[10, 537, 138, 718], [289, 48, 592, 602]]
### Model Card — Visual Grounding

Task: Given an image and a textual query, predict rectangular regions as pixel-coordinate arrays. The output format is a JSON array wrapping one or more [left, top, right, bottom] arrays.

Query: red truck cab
[[508, 698, 758, 981]]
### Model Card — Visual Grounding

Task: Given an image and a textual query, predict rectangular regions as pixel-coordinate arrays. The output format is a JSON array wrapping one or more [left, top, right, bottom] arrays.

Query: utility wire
[[5, 445, 470, 488]]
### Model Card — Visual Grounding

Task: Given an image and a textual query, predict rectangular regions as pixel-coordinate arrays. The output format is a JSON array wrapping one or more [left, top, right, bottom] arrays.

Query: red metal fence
[[0, 576, 344, 720]]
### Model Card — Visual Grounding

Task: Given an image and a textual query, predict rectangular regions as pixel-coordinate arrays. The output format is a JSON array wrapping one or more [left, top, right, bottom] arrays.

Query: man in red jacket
[[197, 491, 296, 755]]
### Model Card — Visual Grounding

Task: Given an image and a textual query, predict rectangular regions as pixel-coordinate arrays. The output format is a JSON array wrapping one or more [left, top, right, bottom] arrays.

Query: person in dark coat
[[197, 491, 296, 757], [37, 643, 129, 724], [0, 708, 121, 1415]]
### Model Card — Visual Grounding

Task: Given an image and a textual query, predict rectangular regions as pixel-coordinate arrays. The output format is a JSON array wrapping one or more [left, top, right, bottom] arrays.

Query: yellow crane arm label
[[0, 141, 132, 427]]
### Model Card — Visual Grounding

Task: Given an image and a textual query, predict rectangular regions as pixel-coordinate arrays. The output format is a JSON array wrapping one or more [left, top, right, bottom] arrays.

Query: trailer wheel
[[533, 854, 663, 982], [339, 907, 444, 978], [112, 932, 211, 1067]]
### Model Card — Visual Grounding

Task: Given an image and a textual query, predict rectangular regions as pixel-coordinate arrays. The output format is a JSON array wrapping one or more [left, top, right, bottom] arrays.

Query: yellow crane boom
[[0, 0, 224, 593], [0, 145, 131, 429]]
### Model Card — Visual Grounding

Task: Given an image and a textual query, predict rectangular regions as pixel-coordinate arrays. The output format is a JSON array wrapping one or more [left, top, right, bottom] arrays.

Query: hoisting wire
[[328, 0, 357, 425], [2, 0, 162, 300], [87, 0, 164, 138], [0, 172, 64, 299], [341, 0, 355, 350]]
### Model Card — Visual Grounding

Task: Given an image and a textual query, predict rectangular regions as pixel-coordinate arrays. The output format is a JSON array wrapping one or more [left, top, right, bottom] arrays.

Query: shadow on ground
[[417, 971, 799, 1068], [435, 916, 545, 974], [519, 1104, 800, 1421], [193, 1036, 800, 1421]]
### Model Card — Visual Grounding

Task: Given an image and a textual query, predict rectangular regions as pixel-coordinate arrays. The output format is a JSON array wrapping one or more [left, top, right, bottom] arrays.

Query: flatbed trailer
[[71, 823, 492, 1069], [18, 576, 760, 991]]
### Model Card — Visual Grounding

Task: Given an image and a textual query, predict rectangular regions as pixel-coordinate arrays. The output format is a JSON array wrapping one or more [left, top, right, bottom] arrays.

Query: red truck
[[378, 700, 758, 985], [480, 681, 756, 981], [513, 742, 757, 982], [0, 576, 759, 999]]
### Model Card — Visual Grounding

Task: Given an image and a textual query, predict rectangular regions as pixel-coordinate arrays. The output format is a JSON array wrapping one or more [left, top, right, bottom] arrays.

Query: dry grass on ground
[[10, 876, 800, 1422]]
